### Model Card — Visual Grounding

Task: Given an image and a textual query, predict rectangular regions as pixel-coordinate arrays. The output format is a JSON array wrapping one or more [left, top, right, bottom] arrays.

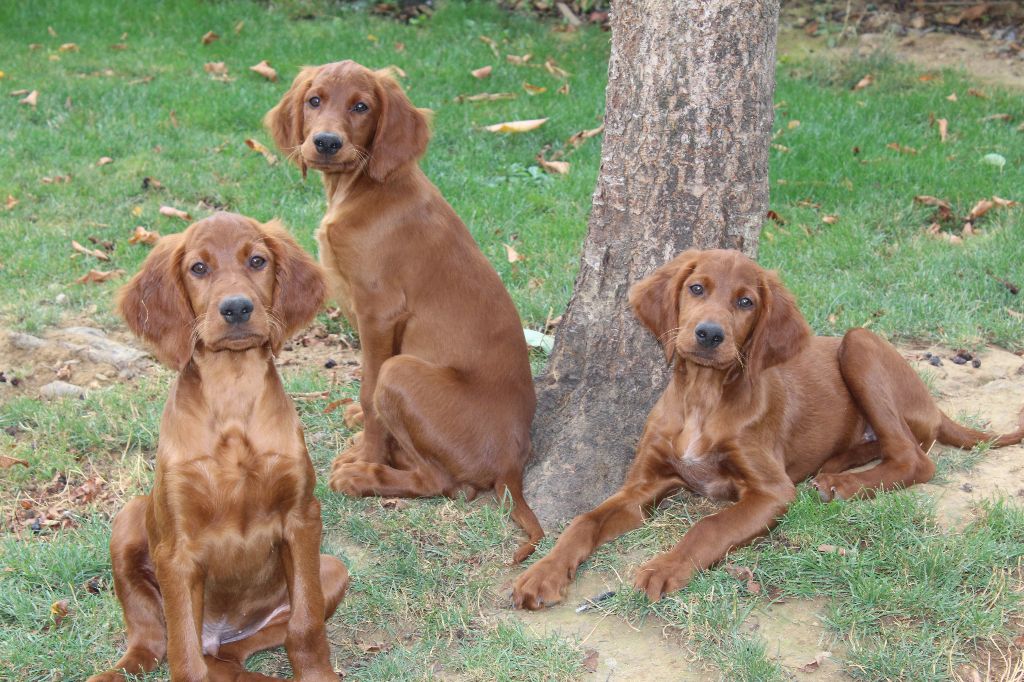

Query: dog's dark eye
[[689, 284, 704, 296], [351, 102, 369, 113], [249, 255, 267, 270], [737, 296, 754, 309], [308, 96, 321, 108], [190, 262, 208, 276]]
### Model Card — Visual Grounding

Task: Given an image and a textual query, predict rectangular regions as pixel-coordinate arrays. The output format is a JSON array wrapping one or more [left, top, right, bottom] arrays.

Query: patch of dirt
[[779, 2, 1024, 91], [508, 572, 707, 681], [912, 345, 1024, 528], [745, 597, 851, 680]]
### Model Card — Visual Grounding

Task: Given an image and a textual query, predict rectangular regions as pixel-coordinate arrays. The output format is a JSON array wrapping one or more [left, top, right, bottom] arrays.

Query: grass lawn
[[1, 1, 1022, 681]]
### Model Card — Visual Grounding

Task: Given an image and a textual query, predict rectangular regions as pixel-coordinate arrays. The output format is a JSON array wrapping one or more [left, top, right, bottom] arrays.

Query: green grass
[[1, 1, 1023, 680]]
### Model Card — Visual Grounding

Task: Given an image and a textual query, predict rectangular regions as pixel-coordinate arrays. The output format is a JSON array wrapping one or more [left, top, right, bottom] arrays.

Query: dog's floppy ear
[[629, 251, 700, 364], [367, 71, 431, 183], [743, 267, 811, 379], [264, 66, 320, 177], [116, 232, 193, 371], [260, 219, 326, 354]]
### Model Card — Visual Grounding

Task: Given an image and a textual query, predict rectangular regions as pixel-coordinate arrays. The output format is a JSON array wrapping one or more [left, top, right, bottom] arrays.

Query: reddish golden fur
[[89, 213, 348, 682], [264, 60, 543, 562], [513, 249, 1024, 608]]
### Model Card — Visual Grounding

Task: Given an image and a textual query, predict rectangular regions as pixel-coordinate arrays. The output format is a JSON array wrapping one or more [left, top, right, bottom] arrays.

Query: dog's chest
[[668, 413, 736, 500]]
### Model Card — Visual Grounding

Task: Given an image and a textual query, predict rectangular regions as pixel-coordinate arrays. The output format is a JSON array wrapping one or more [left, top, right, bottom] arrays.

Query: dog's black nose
[[219, 296, 253, 324], [313, 132, 343, 156], [695, 322, 725, 349]]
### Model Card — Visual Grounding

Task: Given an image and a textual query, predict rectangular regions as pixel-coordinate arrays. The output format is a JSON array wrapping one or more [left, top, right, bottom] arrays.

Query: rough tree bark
[[525, 0, 781, 527]]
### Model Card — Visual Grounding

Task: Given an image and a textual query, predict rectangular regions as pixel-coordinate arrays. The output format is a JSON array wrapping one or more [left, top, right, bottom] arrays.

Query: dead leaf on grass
[[914, 195, 952, 210], [504, 243, 525, 263], [234, 21, 245, 34], [566, 124, 604, 148], [455, 92, 516, 103], [323, 397, 354, 414], [110, 43, 128, 51], [967, 199, 994, 221], [159, 205, 191, 221], [5, 195, 18, 210], [947, 92, 958, 102], [96, 156, 113, 166], [544, 57, 569, 78], [201, 31, 219, 45], [981, 114, 1011, 123], [852, 73, 874, 91], [938, 118, 948, 143], [967, 87, 988, 99], [471, 65, 492, 79], [20, 90, 38, 107], [506, 53, 531, 65], [41, 175, 71, 184], [723, 563, 762, 594], [557, 82, 569, 95], [381, 498, 410, 510], [71, 240, 110, 261], [50, 600, 70, 629], [581, 649, 599, 673], [9, 89, 30, 97], [817, 544, 848, 555], [204, 62, 233, 82], [821, 215, 839, 225], [0, 455, 29, 469], [536, 154, 569, 175], [886, 142, 918, 155], [128, 226, 160, 245], [76, 269, 125, 284], [249, 60, 278, 82], [522, 82, 546, 95], [479, 35, 500, 58], [483, 118, 547, 133], [58, 43, 79, 52], [992, 196, 1018, 208], [244, 138, 278, 165]]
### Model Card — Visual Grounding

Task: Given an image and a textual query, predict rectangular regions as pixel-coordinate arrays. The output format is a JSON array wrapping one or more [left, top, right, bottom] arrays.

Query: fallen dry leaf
[[557, 82, 569, 95], [9, 89, 30, 97], [581, 649, 599, 674], [5, 195, 17, 210], [159, 205, 191, 221], [992, 196, 1018, 208], [50, 600, 70, 629], [110, 42, 128, 50], [962, 222, 978, 237], [852, 73, 874, 91], [96, 156, 113, 166], [455, 92, 517, 103], [71, 240, 110, 261], [479, 35, 500, 58], [918, 73, 939, 82], [0, 455, 29, 469], [249, 60, 278, 82], [817, 544, 847, 555], [204, 61, 232, 82], [483, 118, 548, 133], [128, 226, 160, 245], [797, 651, 832, 673], [787, 119, 800, 130], [323, 397, 354, 415], [76, 269, 124, 284], [822, 215, 839, 225], [537, 154, 569, 175], [914, 195, 952, 210], [938, 118, 948, 143], [234, 20, 245, 34], [981, 113, 1011, 122], [504, 243, 525, 263], [544, 57, 569, 79], [967, 87, 988, 99], [767, 210, 786, 225], [567, 124, 604, 148], [723, 563, 762, 594], [20, 90, 38, 107], [471, 65, 492, 79], [506, 53, 531, 65], [968, 199, 994, 221], [169, 110, 178, 128], [381, 498, 410, 510], [522, 82, 546, 95], [41, 175, 71, 184], [201, 30, 219, 45], [244, 138, 278, 165], [58, 43, 79, 52], [947, 92, 958, 102], [886, 142, 918, 155]]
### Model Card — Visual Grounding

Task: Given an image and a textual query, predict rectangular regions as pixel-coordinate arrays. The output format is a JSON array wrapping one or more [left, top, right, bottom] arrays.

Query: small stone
[[30, 518, 42, 533], [55, 293, 68, 305], [971, 358, 981, 368], [39, 380, 86, 399], [960, 482, 974, 493], [951, 355, 967, 365], [324, 358, 337, 369], [924, 352, 933, 359], [929, 356, 942, 367]]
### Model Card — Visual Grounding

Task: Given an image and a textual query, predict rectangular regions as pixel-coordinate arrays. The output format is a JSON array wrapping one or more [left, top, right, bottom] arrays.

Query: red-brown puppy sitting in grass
[[513, 248, 1024, 608], [264, 60, 543, 562], [89, 213, 348, 682]]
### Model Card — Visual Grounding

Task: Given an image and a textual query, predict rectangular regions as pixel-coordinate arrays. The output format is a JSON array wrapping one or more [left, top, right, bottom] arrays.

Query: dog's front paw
[[329, 460, 370, 495], [633, 555, 692, 602], [342, 402, 364, 429], [511, 558, 572, 610], [810, 474, 861, 501]]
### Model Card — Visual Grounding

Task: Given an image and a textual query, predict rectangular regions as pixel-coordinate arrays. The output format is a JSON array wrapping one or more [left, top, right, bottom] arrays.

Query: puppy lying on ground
[[89, 213, 347, 682], [513, 248, 1024, 608], [264, 60, 543, 562]]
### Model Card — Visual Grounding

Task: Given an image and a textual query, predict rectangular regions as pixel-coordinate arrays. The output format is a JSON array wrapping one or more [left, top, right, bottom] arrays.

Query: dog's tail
[[937, 405, 1024, 449], [496, 475, 544, 564]]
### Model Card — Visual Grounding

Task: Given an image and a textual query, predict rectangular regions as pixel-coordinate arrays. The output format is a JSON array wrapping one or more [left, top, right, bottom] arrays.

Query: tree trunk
[[525, 0, 780, 527]]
